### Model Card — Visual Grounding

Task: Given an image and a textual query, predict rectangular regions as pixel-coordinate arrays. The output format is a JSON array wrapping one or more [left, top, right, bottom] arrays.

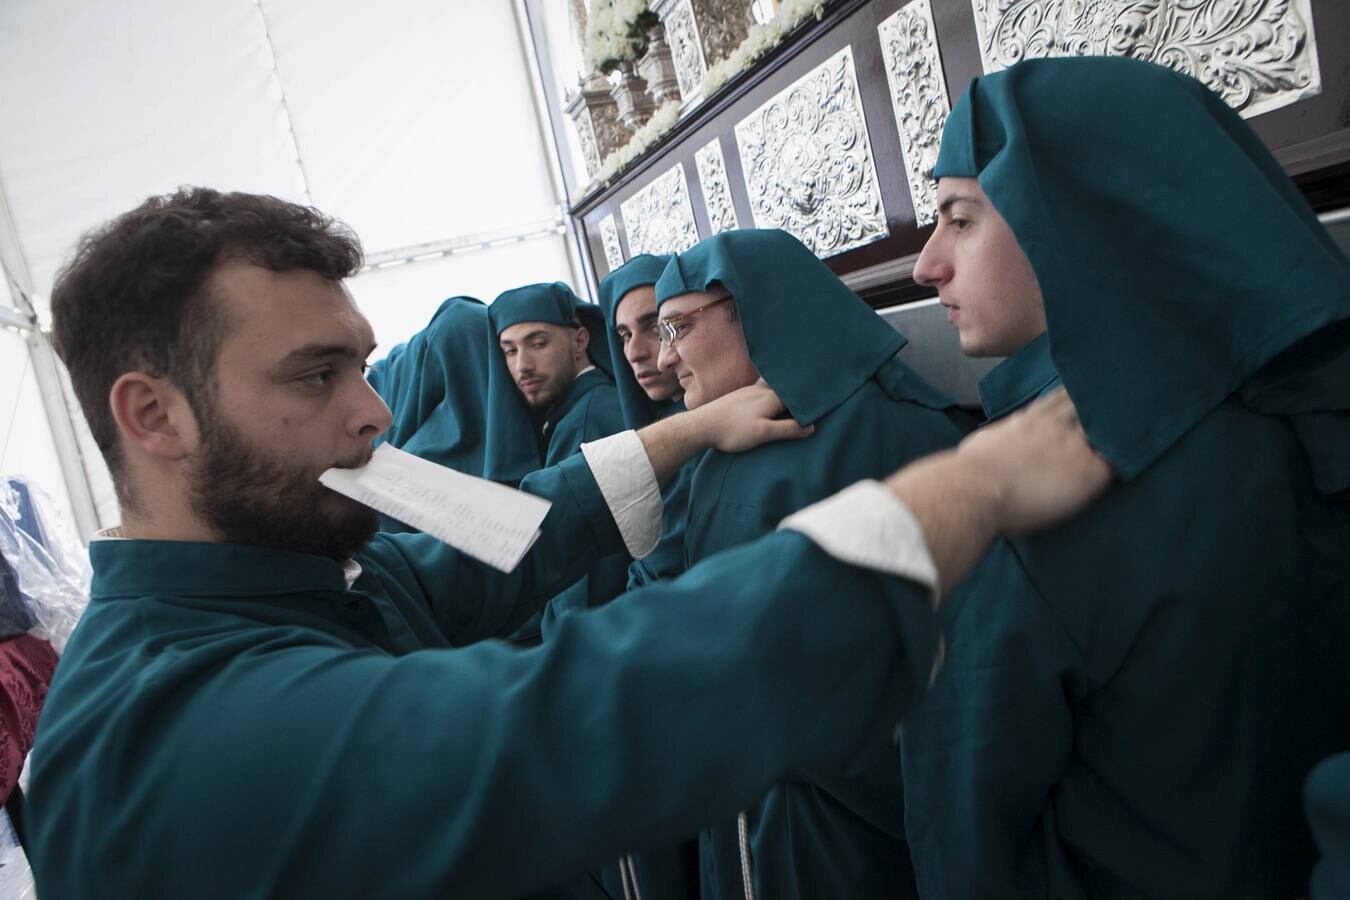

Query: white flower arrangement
[[584, 0, 661, 74], [704, 0, 827, 92], [573, 0, 829, 197]]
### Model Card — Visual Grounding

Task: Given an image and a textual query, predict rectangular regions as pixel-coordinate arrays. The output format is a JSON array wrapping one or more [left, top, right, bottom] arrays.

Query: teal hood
[[484, 282, 615, 478], [487, 281, 613, 377], [654, 229, 924, 425], [935, 56, 1350, 491], [597, 254, 683, 428], [368, 296, 536, 485]]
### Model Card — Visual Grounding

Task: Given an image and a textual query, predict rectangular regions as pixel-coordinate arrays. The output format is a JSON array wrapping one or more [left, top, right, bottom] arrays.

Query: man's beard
[[186, 411, 379, 560]]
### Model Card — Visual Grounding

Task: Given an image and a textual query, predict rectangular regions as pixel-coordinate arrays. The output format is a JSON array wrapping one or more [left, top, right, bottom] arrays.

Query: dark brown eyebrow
[[616, 311, 658, 336], [937, 194, 984, 216], [274, 342, 375, 373], [500, 329, 550, 348]]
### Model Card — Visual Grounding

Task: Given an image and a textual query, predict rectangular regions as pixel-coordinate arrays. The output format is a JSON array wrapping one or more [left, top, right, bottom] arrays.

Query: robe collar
[[977, 331, 1060, 422], [90, 539, 352, 601]]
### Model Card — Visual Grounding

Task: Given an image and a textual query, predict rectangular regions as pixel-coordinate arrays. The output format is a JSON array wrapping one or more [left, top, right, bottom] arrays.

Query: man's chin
[[523, 389, 561, 410], [641, 383, 679, 403]]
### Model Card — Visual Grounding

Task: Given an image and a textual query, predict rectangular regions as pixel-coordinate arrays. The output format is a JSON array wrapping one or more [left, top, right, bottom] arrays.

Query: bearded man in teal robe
[[488, 283, 629, 639], [23, 186, 1114, 899]]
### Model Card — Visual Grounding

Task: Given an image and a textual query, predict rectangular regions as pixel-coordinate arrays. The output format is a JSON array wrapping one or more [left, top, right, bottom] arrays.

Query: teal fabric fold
[[656, 228, 968, 900], [597, 254, 675, 429], [487, 281, 614, 377], [935, 56, 1350, 488], [368, 297, 537, 500], [902, 56, 1350, 900], [976, 331, 1059, 421], [27, 482, 942, 898], [655, 229, 920, 425], [1308, 753, 1350, 900]]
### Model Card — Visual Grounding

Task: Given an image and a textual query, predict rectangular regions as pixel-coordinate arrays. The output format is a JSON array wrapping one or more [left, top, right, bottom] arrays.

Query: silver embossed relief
[[689, 0, 754, 66], [695, 139, 740, 234], [733, 45, 889, 257], [593, 108, 632, 162], [619, 164, 701, 257], [575, 108, 602, 176], [599, 214, 625, 271], [969, 0, 1321, 117], [878, 0, 951, 227], [666, 0, 709, 103]]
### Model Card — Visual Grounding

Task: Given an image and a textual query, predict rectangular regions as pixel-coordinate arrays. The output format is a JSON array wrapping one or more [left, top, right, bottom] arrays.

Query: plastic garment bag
[[0, 477, 90, 653]]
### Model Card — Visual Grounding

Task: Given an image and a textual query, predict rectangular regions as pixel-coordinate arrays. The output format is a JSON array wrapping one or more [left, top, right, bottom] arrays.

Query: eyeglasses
[[658, 296, 732, 348]]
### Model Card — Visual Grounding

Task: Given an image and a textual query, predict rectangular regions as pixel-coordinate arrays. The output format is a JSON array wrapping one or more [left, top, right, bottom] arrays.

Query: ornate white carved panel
[[619, 163, 701, 257], [969, 0, 1322, 118], [733, 45, 889, 257], [666, 0, 708, 104], [575, 108, 602, 176], [695, 139, 739, 234], [878, 0, 951, 227], [598, 214, 625, 270]]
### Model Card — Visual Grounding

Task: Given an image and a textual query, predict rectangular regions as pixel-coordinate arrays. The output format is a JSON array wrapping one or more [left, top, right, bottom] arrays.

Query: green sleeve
[[358, 453, 625, 645], [45, 533, 938, 899]]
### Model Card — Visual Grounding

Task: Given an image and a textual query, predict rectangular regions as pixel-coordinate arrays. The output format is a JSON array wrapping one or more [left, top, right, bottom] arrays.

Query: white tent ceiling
[[0, 0, 579, 536], [1, 0, 575, 312]]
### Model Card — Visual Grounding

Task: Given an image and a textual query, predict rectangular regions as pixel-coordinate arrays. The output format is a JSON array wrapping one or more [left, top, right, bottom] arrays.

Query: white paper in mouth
[[319, 444, 551, 573]]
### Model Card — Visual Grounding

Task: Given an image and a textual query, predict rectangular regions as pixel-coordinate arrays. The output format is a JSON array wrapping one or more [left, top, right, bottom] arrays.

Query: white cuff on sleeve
[[780, 480, 939, 596], [580, 430, 663, 559]]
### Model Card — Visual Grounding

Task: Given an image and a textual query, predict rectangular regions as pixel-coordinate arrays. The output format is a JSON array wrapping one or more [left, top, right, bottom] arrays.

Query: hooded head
[[653, 229, 908, 424], [920, 56, 1350, 489], [370, 296, 537, 485], [487, 282, 611, 411], [598, 254, 684, 428]]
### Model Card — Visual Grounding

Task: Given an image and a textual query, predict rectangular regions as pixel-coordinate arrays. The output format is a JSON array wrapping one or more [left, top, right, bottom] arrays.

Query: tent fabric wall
[[352, 233, 574, 362], [0, 1, 577, 536]]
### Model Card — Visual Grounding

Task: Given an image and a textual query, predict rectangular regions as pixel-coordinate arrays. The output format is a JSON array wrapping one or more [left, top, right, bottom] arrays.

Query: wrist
[[886, 451, 1001, 562], [681, 403, 716, 453]]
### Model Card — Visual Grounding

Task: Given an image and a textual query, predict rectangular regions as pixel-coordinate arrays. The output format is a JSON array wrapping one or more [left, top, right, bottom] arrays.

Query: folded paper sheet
[[320, 445, 550, 572]]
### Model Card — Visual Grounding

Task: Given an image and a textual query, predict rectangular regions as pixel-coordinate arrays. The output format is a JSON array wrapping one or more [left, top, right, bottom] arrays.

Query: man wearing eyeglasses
[[653, 229, 975, 900]]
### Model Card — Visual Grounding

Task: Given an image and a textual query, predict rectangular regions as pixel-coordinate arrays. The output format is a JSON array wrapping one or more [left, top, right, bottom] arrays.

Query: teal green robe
[[591, 253, 701, 900], [486, 283, 629, 643], [368, 296, 493, 472], [26, 456, 940, 899], [656, 229, 971, 900], [1308, 753, 1350, 900], [902, 57, 1350, 899], [541, 368, 627, 469], [594, 254, 695, 593], [533, 367, 630, 634], [903, 337, 1350, 898]]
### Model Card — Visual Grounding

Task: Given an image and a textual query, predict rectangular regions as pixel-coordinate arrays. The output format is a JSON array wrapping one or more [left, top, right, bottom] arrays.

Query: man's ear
[[574, 325, 590, 360], [108, 372, 199, 462]]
